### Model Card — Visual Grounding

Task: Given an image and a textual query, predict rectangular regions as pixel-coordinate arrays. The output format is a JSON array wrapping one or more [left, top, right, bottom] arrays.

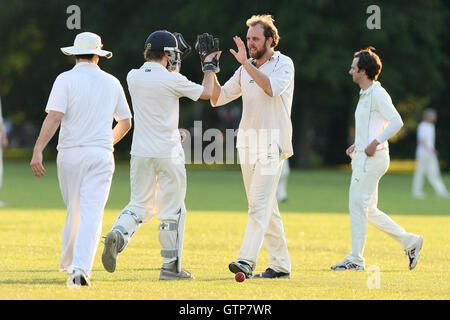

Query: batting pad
[[112, 210, 142, 252], [159, 207, 186, 271]]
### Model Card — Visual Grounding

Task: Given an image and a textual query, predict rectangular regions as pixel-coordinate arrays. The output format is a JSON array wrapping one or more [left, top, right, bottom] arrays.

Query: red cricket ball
[[235, 272, 245, 282]]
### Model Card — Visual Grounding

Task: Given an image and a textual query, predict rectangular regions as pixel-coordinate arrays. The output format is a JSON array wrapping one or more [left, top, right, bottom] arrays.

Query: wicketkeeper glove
[[195, 33, 221, 73], [173, 32, 191, 61]]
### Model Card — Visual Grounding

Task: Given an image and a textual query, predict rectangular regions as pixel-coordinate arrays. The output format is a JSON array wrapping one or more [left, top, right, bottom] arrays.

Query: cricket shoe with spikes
[[405, 236, 423, 270], [331, 259, 365, 271], [228, 260, 253, 278], [253, 268, 290, 279], [101, 230, 124, 273]]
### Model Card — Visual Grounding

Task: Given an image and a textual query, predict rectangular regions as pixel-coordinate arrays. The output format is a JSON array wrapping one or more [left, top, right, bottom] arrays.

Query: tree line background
[[0, 0, 448, 169]]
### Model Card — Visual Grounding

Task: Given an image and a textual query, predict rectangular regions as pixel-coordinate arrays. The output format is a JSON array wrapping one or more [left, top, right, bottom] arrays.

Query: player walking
[[30, 32, 132, 286], [211, 15, 294, 279], [331, 47, 423, 271], [101, 30, 216, 280], [412, 108, 449, 199]]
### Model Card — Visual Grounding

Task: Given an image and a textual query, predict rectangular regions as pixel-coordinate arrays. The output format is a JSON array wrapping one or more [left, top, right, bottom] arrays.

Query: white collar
[[359, 81, 380, 96], [73, 62, 100, 69], [141, 61, 167, 70], [251, 51, 281, 68]]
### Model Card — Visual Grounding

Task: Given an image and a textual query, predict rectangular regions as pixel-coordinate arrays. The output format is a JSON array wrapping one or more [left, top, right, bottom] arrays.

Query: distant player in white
[[331, 47, 423, 271], [211, 15, 294, 279], [30, 32, 132, 287], [0, 96, 8, 207], [412, 109, 449, 199], [101, 30, 215, 280]]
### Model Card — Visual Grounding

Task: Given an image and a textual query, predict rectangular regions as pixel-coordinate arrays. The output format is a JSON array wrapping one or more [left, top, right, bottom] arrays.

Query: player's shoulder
[[126, 68, 139, 81], [55, 69, 73, 80], [170, 71, 195, 84], [51, 70, 73, 87], [372, 82, 391, 100], [418, 121, 432, 130], [99, 69, 123, 87], [276, 51, 294, 66]]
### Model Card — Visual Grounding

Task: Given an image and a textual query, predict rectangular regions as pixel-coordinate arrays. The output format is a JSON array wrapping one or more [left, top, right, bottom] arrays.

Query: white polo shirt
[[212, 51, 295, 158], [354, 81, 403, 151], [127, 61, 204, 158], [416, 121, 435, 157], [46, 62, 132, 151]]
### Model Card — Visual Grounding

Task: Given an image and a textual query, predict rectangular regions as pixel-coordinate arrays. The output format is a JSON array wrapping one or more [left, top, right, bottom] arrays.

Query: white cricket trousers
[[347, 149, 419, 265], [123, 154, 187, 223], [412, 152, 449, 198], [57, 147, 114, 276], [237, 147, 291, 274]]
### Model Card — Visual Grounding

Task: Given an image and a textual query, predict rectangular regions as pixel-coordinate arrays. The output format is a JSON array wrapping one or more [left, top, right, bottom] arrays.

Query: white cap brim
[[60, 47, 113, 59]]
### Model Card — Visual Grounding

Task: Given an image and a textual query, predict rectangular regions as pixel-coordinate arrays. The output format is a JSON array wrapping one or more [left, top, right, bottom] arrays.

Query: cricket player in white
[[412, 108, 449, 199], [211, 15, 294, 279], [0, 96, 8, 207], [30, 32, 132, 287], [102, 30, 215, 280], [331, 47, 423, 271]]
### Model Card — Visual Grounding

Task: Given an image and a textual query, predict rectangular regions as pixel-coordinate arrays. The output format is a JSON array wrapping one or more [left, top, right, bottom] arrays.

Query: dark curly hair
[[354, 46, 382, 80]]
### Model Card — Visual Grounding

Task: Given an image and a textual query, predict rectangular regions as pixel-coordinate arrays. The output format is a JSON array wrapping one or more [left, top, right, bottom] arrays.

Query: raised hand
[[195, 33, 221, 73], [229, 36, 247, 65]]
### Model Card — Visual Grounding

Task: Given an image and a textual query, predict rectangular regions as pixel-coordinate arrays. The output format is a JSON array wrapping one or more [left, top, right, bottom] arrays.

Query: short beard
[[249, 40, 268, 59]]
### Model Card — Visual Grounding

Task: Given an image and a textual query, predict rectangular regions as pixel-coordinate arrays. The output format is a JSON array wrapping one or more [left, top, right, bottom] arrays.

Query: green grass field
[[0, 160, 449, 300]]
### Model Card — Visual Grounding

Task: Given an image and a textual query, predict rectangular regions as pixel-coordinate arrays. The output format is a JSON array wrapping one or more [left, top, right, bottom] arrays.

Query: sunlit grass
[[0, 161, 448, 299]]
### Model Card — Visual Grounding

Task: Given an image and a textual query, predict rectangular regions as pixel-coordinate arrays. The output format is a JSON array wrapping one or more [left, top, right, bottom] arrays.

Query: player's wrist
[[243, 59, 252, 67]]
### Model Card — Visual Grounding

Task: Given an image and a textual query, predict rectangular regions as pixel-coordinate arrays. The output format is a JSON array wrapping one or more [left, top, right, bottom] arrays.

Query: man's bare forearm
[[210, 73, 222, 106], [200, 71, 215, 100], [242, 60, 273, 96], [113, 118, 132, 145], [33, 112, 64, 152]]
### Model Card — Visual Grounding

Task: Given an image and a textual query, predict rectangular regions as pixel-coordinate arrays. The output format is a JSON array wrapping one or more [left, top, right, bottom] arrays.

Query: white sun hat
[[60, 32, 113, 59]]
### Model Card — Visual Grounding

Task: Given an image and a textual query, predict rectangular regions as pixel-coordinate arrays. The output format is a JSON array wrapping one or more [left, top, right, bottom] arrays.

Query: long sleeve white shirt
[[355, 81, 403, 151]]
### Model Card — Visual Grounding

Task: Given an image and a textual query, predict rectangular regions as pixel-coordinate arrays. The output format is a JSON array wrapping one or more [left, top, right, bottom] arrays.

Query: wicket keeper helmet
[[144, 30, 181, 72]]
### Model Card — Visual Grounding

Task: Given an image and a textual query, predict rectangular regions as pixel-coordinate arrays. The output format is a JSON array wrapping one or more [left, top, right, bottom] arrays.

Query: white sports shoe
[[331, 259, 365, 271], [405, 236, 423, 270], [67, 268, 91, 288]]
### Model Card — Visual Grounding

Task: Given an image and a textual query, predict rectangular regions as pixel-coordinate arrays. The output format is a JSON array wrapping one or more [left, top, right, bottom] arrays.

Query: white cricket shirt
[[416, 121, 435, 157], [127, 61, 204, 158], [354, 81, 403, 151], [212, 51, 295, 158], [46, 62, 132, 151]]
